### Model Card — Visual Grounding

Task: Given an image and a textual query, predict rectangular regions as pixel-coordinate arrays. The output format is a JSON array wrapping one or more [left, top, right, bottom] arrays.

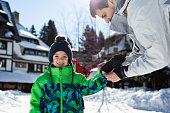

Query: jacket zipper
[[60, 69, 63, 113]]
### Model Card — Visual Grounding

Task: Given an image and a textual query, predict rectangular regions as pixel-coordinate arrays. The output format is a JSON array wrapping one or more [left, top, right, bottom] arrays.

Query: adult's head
[[89, 0, 115, 23]]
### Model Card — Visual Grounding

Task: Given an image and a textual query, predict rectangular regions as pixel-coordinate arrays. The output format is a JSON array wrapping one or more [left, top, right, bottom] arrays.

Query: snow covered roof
[[0, 9, 7, 15], [16, 24, 50, 48], [0, 70, 40, 83], [106, 37, 126, 54], [19, 41, 49, 51], [71, 48, 78, 52], [13, 23, 50, 63], [93, 38, 126, 59], [0, 1, 19, 40], [0, 1, 14, 26], [16, 24, 37, 39], [14, 41, 49, 63]]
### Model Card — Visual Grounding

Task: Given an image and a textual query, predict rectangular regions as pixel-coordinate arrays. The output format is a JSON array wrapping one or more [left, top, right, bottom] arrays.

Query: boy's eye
[[63, 56, 67, 58]]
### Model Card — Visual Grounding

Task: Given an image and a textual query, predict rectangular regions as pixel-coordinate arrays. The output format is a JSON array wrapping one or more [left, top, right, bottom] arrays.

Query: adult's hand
[[101, 54, 126, 73]]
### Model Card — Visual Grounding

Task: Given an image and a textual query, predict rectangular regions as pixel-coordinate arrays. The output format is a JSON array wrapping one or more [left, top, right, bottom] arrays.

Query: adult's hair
[[89, 0, 109, 18]]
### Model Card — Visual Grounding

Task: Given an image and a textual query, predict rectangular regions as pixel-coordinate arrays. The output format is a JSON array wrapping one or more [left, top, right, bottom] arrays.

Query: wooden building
[[0, 0, 19, 72], [0, 1, 50, 92]]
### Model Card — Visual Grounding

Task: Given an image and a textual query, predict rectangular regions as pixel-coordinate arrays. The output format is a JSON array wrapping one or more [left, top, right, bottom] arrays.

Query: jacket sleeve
[[125, 39, 168, 77], [122, 0, 170, 77], [78, 71, 107, 96], [30, 80, 41, 113]]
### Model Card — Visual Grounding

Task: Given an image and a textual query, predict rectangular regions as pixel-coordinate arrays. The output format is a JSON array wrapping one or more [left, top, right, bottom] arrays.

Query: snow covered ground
[[0, 87, 169, 113]]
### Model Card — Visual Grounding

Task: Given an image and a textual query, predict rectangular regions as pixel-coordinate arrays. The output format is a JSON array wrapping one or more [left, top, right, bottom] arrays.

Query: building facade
[[0, 1, 50, 92], [0, 0, 19, 72]]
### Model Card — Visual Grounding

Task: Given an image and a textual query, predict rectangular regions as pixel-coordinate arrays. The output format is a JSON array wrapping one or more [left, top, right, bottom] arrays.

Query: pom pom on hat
[[55, 35, 66, 41]]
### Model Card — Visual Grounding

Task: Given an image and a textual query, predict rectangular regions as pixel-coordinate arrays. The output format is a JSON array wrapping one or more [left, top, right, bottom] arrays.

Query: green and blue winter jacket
[[30, 65, 107, 113]]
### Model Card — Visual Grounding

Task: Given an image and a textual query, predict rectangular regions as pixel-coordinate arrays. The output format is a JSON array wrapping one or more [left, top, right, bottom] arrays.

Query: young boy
[[30, 35, 107, 113]]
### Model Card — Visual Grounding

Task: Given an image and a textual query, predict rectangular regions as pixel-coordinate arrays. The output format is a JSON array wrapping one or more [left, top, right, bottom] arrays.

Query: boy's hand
[[97, 62, 106, 70], [102, 71, 121, 82], [101, 54, 126, 73]]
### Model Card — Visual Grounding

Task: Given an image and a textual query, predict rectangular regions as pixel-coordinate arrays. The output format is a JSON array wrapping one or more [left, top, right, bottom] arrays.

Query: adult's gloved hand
[[101, 54, 126, 73]]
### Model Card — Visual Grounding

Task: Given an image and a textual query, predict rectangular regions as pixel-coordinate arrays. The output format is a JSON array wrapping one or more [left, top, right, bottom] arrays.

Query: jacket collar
[[110, 0, 132, 34], [117, 0, 131, 15], [45, 64, 76, 77], [115, 0, 126, 14]]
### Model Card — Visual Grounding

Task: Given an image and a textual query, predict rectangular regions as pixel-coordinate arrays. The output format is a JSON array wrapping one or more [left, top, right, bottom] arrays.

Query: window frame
[[0, 40, 7, 49], [0, 58, 6, 68]]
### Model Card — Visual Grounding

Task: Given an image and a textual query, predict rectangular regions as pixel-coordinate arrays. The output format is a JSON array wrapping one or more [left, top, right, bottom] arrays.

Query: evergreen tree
[[39, 20, 58, 46], [47, 20, 58, 46], [39, 24, 48, 44], [80, 25, 98, 61], [97, 31, 105, 52], [29, 25, 37, 36]]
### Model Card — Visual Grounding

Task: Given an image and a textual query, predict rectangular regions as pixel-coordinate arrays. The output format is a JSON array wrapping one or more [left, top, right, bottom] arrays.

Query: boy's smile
[[52, 51, 69, 68]]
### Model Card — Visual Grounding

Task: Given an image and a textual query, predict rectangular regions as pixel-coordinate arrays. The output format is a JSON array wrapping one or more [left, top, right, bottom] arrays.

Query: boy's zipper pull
[[59, 67, 62, 76]]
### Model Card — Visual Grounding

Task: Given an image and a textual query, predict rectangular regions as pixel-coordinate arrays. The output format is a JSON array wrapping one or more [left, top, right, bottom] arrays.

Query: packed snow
[[0, 70, 40, 83], [0, 68, 169, 113], [0, 87, 169, 113]]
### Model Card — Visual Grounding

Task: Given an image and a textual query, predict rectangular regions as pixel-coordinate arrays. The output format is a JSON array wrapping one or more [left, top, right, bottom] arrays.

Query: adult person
[[89, 0, 170, 82]]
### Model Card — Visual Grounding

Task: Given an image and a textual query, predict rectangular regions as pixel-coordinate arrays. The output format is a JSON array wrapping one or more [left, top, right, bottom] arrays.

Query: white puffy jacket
[[110, 0, 170, 77]]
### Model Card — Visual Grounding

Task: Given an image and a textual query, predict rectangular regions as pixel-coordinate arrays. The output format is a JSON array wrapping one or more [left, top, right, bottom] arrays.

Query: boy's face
[[52, 51, 68, 68], [95, 0, 115, 23]]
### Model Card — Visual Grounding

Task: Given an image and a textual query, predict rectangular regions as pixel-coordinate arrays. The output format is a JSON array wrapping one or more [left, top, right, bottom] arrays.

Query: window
[[37, 64, 42, 72], [30, 50, 35, 55], [38, 51, 48, 57], [15, 62, 26, 68], [22, 38, 29, 42], [32, 40, 39, 45], [0, 41, 7, 49], [25, 49, 29, 54], [28, 63, 34, 72], [24, 49, 35, 55], [31, 40, 35, 44], [0, 58, 6, 68], [35, 40, 39, 45], [3, 83, 16, 89], [24, 49, 47, 57], [37, 51, 42, 56], [42, 52, 47, 57], [0, 83, 2, 89]]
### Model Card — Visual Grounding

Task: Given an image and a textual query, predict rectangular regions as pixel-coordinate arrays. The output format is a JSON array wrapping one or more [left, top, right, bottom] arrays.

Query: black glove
[[106, 81, 113, 88], [113, 66, 128, 80], [101, 54, 126, 73]]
